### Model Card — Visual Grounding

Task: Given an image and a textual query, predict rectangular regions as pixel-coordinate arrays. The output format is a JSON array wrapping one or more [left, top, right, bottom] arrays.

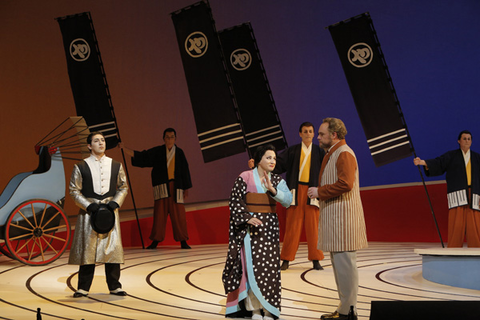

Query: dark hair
[[458, 130, 472, 141], [163, 128, 176, 139], [299, 122, 314, 132], [253, 144, 276, 167], [86, 131, 105, 145]]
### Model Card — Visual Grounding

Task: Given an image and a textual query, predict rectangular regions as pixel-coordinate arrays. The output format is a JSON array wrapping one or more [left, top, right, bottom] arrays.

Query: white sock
[[75, 289, 89, 295], [251, 309, 263, 320], [264, 309, 274, 320]]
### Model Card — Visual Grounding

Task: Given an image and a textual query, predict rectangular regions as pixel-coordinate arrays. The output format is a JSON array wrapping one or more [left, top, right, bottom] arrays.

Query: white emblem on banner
[[185, 32, 208, 58], [69, 38, 90, 62], [230, 49, 252, 71], [348, 42, 373, 68]]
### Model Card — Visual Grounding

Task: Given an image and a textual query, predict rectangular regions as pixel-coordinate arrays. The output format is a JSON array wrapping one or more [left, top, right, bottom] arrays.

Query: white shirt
[[327, 140, 341, 154], [462, 149, 471, 167], [84, 154, 112, 195]]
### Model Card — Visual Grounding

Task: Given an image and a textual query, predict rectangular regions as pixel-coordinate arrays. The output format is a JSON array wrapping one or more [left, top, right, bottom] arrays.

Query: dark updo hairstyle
[[86, 131, 105, 145], [253, 144, 276, 168]]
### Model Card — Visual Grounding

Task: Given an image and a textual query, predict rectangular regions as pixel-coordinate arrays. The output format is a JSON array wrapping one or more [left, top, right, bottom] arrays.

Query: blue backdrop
[[1, 0, 479, 205]]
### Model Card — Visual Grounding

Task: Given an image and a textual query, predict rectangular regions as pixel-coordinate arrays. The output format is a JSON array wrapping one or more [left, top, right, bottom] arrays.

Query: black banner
[[171, 2, 245, 163], [328, 13, 412, 167], [56, 12, 118, 149], [219, 23, 287, 156]]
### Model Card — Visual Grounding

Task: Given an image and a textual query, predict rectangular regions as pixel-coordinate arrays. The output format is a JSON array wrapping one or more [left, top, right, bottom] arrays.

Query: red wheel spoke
[[43, 224, 66, 233], [42, 233, 67, 242], [6, 200, 70, 265], [38, 203, 48, 228], [15, 238, 33, 255], [9, 223, 33, 232], [41, 211, 61, 228], [29, 238, 44, 261], [15, 209, 35, 230], [39, 236, 59, 255], [9, 232, 33, 241], [37, 238, 46, 261], [31, 203, 38, 228], [27, 240, 36, 261]]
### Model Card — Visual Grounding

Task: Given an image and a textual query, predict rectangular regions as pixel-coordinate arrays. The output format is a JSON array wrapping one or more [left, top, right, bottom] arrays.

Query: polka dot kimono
[[222, 169, 292, 318]]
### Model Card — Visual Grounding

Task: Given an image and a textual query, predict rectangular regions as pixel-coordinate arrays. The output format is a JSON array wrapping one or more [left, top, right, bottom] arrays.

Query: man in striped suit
[[308, 117, 368, 320]]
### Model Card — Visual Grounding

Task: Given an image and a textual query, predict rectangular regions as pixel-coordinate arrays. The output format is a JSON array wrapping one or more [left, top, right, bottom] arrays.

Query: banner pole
[[391, 80, 445, 248], [379, 44, 445, 247], [392, 81, 445, 248], [370, 13, 445, 247], [101, 69, 145, 249], [119, 147, 145, 249], [327, 12, 444, 246], [414, 160, 445, 248], [56, 12, 145, 248], [89, 13, 145, 249], [396, 101, 444, 248]]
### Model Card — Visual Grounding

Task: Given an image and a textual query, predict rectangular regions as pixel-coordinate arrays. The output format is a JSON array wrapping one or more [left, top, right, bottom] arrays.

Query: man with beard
[[308, 118, 367, 320]]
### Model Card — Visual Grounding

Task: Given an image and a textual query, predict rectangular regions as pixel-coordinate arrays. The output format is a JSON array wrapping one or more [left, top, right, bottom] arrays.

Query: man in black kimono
[[414, 130, 480, 247], [120, 128, 192, 249], [274, 122, 325, 270]]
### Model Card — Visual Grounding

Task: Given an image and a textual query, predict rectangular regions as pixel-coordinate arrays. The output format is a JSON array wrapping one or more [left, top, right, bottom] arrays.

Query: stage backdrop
[[1, 0, 480, 212]]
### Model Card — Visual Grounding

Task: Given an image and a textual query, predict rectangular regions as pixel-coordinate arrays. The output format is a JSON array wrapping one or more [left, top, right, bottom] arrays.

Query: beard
[[320, 141, 331, 150]]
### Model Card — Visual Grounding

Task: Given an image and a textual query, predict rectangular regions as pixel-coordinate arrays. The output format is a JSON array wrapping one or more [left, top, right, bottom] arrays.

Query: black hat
[[90, 204, 115, 234]]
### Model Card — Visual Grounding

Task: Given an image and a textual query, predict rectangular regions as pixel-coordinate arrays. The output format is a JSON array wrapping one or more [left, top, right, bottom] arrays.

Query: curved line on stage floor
[[2, 243, 480, 319], [374, 264, 480, 299], [27, 263, 134, 320]]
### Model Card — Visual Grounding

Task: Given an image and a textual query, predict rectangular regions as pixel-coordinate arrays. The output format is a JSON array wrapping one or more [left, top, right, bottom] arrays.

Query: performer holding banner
[[223, 144, 292, 320], [414, 130, 480, 247], [120, 128, 192, 249], [308, 118, 367, 320], [69, 132, 128, 298]]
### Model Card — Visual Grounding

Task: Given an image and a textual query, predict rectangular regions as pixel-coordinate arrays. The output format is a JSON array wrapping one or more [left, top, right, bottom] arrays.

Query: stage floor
[[1, 242, 479, 320]]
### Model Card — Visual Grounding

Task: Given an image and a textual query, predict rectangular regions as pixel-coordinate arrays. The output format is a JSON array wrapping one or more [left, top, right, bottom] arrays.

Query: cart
[[0, 117, 89, 265]]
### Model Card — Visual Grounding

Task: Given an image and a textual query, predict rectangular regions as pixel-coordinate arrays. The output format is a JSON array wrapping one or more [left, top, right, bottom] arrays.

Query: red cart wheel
[[5, 199, 71, 266], [0, 241, 14, 258]]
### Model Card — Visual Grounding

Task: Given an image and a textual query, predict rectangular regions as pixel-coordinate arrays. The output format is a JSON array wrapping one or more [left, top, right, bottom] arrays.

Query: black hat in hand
[[90, 203, 116, 234]]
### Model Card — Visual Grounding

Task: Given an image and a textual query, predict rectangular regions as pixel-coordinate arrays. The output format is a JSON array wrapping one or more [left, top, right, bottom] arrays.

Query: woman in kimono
[[68, 132, 128, 298], [223, 144, 292, 320]]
